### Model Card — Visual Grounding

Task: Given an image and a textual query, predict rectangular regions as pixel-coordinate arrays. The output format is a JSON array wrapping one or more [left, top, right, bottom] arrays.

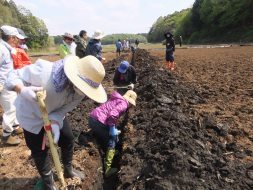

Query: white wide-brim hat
[[123, 90, 137, 106], [1, 25, 24, 39], [92, 30, 105, 40], [64, 55, 107, 103]]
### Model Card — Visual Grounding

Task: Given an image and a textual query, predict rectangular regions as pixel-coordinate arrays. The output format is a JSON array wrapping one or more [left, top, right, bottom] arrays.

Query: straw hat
[[64, 55, 107, 103], [123, 90, 137, 106], [92, 30, 105, 40]]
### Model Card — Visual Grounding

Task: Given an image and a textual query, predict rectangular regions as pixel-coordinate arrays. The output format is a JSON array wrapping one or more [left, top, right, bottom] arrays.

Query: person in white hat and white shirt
[[0, 25, 25, 145], [86, 29, 106, 61], [6, 55, 107, 190]]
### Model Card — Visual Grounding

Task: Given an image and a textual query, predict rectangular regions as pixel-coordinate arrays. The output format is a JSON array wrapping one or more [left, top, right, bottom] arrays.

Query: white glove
[[51, 123, 60, 144], [20, 86, 43, 102], [128, 83, 134, 90]]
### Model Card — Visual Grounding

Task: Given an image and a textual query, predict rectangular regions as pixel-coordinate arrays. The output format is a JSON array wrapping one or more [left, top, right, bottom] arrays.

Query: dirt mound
[[117, 49, 253, 189]]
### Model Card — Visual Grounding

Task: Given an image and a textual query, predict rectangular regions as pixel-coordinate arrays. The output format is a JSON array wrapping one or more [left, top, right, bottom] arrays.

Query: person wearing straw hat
[[85, 29, 106, 61], [0, 25, 25, 146], [6, 55, 107, 190], [88, 90, 137, 177], [59, 32, 75, 58]]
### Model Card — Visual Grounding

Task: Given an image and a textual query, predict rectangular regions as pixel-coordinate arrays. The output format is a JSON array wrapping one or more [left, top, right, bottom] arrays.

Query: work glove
[[20, 86, 43, 102], [109, 125, 121, 137], [127, 83, 134, 90], [51, 123, 60, 144]]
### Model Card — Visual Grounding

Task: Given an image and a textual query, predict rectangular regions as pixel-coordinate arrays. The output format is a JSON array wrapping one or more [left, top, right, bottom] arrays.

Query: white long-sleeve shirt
[[6, 59, 84, 134], [0, 39, 14, 85]]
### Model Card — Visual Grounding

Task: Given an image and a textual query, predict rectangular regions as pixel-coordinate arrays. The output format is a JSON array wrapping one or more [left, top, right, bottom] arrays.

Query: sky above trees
[[12, 0, 194, 36]]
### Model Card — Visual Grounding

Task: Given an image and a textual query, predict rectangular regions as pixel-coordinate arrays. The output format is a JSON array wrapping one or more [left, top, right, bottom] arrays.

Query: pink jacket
[[90, 91, 129, 126]]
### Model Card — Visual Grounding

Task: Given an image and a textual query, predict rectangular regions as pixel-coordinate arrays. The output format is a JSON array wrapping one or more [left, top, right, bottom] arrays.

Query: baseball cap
[[118, 61, 130, 73], [0, 25, 25, 39]]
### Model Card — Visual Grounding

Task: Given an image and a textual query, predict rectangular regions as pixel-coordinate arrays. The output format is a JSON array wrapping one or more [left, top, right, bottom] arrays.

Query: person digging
[[6, 55, 107, 190], [164, 31, 175, 70], [88, 90, 137, 178]]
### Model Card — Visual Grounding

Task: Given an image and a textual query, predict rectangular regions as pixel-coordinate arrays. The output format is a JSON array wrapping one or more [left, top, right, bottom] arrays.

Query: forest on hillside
[[148, 0, 253, 44], [0, 0, 49, 49]]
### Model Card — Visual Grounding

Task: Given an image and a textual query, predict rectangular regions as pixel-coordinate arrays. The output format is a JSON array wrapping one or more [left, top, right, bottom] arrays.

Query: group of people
[[59, 29, 106, 62], [1, 25, 138, 190], [115, 38, 140, 57]]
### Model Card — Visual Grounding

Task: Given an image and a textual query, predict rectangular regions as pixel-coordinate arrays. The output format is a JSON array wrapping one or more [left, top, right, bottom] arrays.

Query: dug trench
[[1, 48, 252, 190], [67, 49, 253, 189]]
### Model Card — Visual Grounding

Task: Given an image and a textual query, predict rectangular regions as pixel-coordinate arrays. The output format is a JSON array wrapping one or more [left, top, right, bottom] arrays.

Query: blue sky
[[13, 0, 195, 36]]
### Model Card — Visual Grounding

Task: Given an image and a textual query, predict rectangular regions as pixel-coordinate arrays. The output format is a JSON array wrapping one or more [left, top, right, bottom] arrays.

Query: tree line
[[147, 0, 253, 44], [0, 0, 49, 49]]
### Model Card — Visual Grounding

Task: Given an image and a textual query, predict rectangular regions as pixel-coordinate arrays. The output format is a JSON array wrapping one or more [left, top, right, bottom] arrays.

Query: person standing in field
[[59, 33, 75, 58], [115, 39, 122, 57], [179, 35, 183, 47], [0, 25, 24, 145], [6, 55, 107, 189], [86, 30, 106, 61], [12, 28, 32, 69], [164, 31, 175, 71], [75, 30, 88, 58]]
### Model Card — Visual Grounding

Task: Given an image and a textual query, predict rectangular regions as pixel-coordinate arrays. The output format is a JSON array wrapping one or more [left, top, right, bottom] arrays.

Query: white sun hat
[[123, 90, 137, 106], [64, 55, 107, 103], [0, 25, 24, 39], [92, 30, 105, 40]]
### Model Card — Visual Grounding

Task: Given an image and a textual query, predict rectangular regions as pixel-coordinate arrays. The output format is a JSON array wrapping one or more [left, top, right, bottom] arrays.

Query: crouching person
[[88, 90, 137, 177], [5, 55, 107, 190]]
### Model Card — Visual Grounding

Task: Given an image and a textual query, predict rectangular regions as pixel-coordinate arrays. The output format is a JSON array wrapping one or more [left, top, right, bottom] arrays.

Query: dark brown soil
[[1, 46, 253, 190]]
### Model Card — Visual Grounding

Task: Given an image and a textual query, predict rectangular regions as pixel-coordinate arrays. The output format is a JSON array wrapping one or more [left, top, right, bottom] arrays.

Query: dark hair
[[79, 30, 87, 37], [0, 29, 10, 42]]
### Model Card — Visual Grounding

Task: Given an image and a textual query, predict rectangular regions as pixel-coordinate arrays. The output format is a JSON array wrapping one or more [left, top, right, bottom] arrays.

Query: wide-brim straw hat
[[123, 90, 137, 106], [64, 55, 107, 103], [92, 30, 105, 40]]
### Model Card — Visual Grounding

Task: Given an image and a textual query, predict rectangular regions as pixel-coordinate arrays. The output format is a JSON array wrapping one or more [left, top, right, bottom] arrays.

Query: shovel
[[36, 91, 67, 190]]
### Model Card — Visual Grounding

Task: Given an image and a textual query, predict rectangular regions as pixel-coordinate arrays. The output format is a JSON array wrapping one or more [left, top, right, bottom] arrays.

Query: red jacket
[[12, 48, 32, 69]]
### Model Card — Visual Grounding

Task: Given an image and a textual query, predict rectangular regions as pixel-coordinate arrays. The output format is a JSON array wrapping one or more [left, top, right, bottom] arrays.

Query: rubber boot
[[166, 61, 172, 70], [61, 147, 85, 180], [33, 154, 58, 190], [104, 149, 118, 178], [171, 61, 175, 71]]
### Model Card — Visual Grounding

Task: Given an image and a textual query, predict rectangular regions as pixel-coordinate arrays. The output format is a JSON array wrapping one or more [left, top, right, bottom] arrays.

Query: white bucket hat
[[0, 25, 24, 39], [63, 32, 74, 39], [123, 90, 137, 106], [64, 55, 107, 103], [92, 30, 105, 40]]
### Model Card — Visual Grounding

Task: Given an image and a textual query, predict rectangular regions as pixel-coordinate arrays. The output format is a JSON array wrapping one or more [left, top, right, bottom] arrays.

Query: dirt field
[[0, 46, 253, 190]]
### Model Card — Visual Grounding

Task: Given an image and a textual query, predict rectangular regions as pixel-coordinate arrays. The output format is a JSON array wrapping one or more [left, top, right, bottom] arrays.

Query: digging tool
[[107, 84, 134, 90], [36, 91, 67, 190]]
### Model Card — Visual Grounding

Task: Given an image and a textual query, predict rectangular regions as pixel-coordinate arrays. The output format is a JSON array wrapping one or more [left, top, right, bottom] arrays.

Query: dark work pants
[[88, 117, 117, 151], [23, 118, 74, 176]]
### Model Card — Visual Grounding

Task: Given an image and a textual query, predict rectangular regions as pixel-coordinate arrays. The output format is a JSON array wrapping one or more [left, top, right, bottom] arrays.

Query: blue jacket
[[86, 39, 102, 61]]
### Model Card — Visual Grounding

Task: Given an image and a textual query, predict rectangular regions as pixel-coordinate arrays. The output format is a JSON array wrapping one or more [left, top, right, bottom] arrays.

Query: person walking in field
[[0, 25, 24, 145], [115, 39, 122, 57], [88, 90, 137, 177], [75, 30, 88, 58], [86, 30, 106, 61], [164, 31, 175, 71], [6, 55, 107, 190], [59, 32, 75, 58]]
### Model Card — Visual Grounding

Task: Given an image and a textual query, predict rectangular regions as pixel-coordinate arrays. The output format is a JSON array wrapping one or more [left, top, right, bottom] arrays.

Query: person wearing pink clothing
[[88, 90, 137, 177]]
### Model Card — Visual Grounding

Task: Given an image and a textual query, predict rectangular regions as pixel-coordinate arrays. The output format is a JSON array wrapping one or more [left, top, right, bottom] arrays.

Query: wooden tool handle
[[36, 91, 67, 190]]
